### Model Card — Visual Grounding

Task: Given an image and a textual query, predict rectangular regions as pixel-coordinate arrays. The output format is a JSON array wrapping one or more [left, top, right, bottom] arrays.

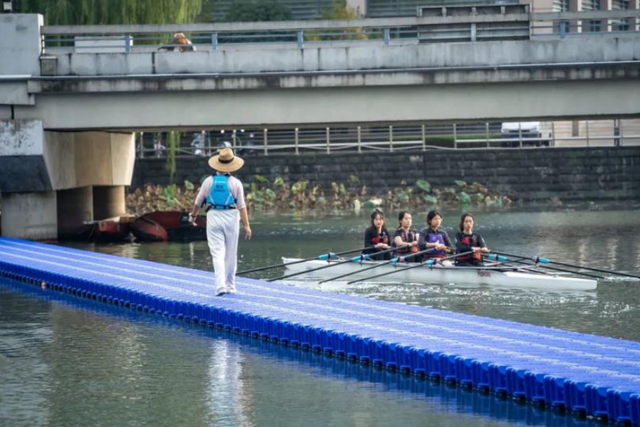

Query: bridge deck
[[0, 237, 638, 425]]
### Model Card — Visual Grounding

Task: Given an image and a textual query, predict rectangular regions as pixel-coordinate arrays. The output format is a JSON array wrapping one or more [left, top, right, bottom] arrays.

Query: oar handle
[[486, 253, 550, 264], [238, 246, 375, 275], [346, 248, 439, 284], [424, 250, 475, 266], [347, 250, 475, 285], [269, 252, 372, 282], [317, 247, 400, 284]]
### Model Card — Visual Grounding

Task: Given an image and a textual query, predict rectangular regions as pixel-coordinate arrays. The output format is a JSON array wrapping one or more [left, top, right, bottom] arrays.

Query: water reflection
[[206, 340, 251, 426], [0, 280, 603, 427], [0, 289, 52, 426]]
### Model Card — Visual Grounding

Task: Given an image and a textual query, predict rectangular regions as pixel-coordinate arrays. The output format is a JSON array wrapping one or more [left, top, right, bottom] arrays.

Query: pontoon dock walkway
[[0, 237, 638, 425]]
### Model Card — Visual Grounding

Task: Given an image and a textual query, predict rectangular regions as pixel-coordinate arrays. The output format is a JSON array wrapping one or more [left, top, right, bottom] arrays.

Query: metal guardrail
[[136, 121, 640, 158], [41, 10, 640, 53]]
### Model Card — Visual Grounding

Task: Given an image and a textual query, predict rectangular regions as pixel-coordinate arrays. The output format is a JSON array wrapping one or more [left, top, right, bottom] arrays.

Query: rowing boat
[[281, 257, 597, 291]]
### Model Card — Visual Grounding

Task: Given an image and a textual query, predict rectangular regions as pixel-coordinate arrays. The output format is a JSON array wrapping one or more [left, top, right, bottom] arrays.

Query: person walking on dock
[[190, 148, 252, 296]]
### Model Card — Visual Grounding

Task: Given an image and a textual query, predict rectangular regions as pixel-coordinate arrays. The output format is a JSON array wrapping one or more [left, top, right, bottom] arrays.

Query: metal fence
[[136, 120, 640, 158], [41, 10, 640, 54]]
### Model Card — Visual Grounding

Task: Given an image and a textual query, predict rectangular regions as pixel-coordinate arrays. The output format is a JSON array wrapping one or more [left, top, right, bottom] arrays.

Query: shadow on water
[[1, 278, 602, 427]]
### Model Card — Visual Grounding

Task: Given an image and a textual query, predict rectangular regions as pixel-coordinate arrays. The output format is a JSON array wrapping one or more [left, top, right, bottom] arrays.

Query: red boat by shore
[[130, 211, 206, 242], [77, 217, 133, 242]]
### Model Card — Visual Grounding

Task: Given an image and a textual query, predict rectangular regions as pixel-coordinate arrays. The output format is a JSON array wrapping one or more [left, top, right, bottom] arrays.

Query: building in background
[[206, 0, 637, 21]]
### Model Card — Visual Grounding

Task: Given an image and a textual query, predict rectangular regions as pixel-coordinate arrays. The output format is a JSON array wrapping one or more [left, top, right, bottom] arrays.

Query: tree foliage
[[17, 0, 203, 25], [225, 0, 292, 22], [306, 0, 364, 41], [320, 0, 360, 20]]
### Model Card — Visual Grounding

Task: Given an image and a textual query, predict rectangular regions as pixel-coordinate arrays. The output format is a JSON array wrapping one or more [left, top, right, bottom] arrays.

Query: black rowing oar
[[485, 254, 604, 280], [344, 248, 438, 285], [317, 247, 401, 284], [238, 246, 374, 275], [268, 247, 397, 282], [346, 251, 475, 284]]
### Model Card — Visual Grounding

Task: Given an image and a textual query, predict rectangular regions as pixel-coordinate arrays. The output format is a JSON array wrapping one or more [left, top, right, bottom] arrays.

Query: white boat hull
[[282, 258, 597, 291]]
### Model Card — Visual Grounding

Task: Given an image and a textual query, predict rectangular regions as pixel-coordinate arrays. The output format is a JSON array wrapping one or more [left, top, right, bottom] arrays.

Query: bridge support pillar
[[1, 119, 135, 240], [93, 186, 126, 220], [57, 186, 93, 238], [1, 192, 58, 240]]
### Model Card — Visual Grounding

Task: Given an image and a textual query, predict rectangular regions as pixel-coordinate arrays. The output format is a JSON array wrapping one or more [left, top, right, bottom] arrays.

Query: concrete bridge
[[3, 9, 640, 130], [1, 8, 640, 239]]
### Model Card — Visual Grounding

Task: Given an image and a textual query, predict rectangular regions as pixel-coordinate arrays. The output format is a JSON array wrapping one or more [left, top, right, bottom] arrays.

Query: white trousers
[[206, 209, 240, 294]]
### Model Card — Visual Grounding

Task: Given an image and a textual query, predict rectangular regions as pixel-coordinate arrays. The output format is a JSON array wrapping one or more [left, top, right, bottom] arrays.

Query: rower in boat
[[363, 210, 392, 261], [392, 211, 420, 262], [455, 213, 490, 267], [418, 210, 454, 265]]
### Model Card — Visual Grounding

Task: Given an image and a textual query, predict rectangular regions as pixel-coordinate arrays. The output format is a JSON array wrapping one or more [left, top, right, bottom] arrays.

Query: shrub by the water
[[126, 177, 512, 216]]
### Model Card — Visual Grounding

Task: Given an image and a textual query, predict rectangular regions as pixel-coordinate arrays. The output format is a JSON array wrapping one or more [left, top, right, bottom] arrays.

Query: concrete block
[[93, 186, 126, 220], [0, 120, 44, 156], [0, 155, 52, 192], [0, 14, 43, 76], [1, 191, 57, 240], [57, 186, 93, 237], [0, 82, 34, 106]]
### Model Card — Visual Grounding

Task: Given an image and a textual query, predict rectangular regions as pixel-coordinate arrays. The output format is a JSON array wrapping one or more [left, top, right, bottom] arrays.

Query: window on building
[[612, 0, 630, 31], [367, 0, 508, 18], [581, 0, 601, 33], [552, 0, 569, 12]]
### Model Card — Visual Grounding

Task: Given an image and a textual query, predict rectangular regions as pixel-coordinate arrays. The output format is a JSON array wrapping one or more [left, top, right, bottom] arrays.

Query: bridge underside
[[11, 78, 640, 131]]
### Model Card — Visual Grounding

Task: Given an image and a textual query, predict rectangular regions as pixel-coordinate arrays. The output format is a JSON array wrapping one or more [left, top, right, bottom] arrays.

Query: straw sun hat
[[208, 148, 244, 173]]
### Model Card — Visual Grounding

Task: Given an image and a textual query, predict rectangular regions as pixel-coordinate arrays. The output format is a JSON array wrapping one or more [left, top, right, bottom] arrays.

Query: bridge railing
[[41, 10, 640, 54], [136, 120, 640, 158], [531, 10, 640, 39]]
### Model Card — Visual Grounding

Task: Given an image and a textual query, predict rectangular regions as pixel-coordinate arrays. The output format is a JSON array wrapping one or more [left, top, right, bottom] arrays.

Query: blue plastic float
[[0, 236, 638, 425]]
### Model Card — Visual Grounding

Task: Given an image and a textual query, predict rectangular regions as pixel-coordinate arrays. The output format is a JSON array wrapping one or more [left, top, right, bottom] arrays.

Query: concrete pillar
[[93, 186, 126, 220], [599, 0, 612, 9], [600, 0, 613, 31], [527, 0, 554, 13], [529, 0, 555, 34], [1, 192, 57, 240], [1, 122, 134, 240], [629, 0, 639, 31], [56, 186, 93, 238], [569, 0, 583, 32]]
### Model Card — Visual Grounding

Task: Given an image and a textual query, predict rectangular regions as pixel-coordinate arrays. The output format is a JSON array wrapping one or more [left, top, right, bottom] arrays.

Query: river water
[[1, 205, 639, 426]]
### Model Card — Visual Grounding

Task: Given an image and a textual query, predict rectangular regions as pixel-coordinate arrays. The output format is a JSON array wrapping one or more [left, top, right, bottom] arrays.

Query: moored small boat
[[146, 211, 206, 242], [281, 257, 597, 291], [131, 211, 206, 242], [131, 216, 168, 242], [77, 216, 133, 242]]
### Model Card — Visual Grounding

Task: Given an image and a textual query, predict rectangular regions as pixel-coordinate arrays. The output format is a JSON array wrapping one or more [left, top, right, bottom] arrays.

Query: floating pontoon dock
[[0, 237, 638, 425]]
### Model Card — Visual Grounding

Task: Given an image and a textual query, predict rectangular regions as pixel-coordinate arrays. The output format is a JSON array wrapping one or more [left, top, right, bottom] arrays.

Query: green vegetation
[[126, 177, 512, 216], [17, 0, 203, 25], [225, 0, 292, 22], [245, 176, 512, 212], [321, 0, 360, 20], [166, 131, 181, 183], [126, 181, 195, 215], [306, 0, 366, 41]]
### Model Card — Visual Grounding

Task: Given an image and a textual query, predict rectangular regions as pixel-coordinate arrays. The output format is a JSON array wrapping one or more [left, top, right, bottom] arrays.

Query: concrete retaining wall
[[131, 147, 640, 202]]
